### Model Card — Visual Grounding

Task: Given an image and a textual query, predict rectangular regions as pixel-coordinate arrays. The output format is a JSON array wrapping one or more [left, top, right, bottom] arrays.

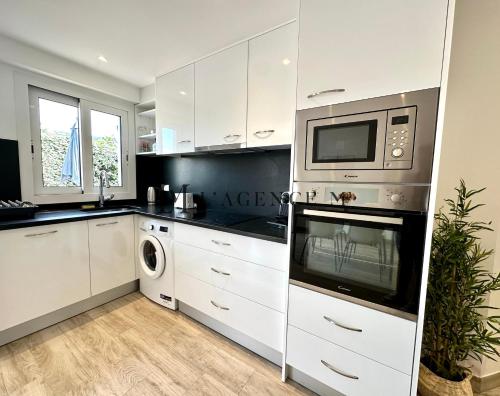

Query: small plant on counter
[[419, 180, 500, 396]]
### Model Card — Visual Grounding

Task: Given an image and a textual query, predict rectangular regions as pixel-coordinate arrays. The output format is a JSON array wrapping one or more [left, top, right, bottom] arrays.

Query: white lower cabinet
[[175, 241, 286, 312], [174, 223, 287, 351], [175, 270, 283, 351], [286, 326, 411, 396], [175, 223, 288, 271], [0, 222, 91, 331], [88, 215, 135, 295], [288, 285, 416, 374]]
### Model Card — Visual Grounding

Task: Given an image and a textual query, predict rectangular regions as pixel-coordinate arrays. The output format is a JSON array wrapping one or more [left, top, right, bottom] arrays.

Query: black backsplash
[[136, 149, 291, 216], [0, 139, 22, 201]]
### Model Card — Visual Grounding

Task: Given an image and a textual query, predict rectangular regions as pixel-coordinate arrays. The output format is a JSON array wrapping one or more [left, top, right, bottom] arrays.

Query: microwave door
[[306, 111, 388, 171]]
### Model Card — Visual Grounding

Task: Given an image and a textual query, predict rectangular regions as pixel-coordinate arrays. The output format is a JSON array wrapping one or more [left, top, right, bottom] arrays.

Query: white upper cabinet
[[156, 64, 195, 154], [247, 23, 298, 147], [195, 42, 248, 148], [296, 0, 449, 109]]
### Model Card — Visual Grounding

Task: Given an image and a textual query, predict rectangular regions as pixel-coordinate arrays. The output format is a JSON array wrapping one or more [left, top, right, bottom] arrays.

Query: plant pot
[[418, 363, 473, 396]]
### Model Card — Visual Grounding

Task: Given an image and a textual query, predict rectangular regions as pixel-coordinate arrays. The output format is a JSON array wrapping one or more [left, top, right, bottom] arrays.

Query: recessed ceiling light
[[179, 91, 187, 96], [98, 55, 108, 63], [282, 58, 291, 66]]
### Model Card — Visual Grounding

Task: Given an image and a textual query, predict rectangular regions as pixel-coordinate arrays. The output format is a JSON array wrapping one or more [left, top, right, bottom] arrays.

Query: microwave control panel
[[383, 106, 417, 170]]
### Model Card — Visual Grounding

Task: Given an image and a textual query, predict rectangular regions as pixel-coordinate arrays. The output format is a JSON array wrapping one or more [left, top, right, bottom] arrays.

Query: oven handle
[[302, 209, 403, 225]]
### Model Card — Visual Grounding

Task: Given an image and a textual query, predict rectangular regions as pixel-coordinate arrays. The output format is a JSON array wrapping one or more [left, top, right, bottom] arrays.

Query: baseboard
[[472, 371, 500, 393], [287, 366, 342, 396], [0, 280, 139, 347], [179, 301, 282, 366]]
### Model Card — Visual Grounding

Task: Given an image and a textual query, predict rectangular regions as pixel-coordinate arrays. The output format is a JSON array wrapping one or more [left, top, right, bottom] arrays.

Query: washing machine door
[[139, 235, 165, 279]]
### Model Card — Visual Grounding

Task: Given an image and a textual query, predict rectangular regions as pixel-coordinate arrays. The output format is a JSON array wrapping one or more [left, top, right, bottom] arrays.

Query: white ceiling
[[0, 0, 298, 87]]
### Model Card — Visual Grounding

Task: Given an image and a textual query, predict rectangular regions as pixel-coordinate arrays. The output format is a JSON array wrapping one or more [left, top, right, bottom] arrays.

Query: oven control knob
[[390, 193, 403, 204], [391, 147, 404, 158]]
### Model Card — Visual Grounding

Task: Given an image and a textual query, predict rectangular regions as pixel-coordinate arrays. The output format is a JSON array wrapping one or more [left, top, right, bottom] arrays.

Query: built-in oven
[[295, 88, 440, 184], [289, 183, 430, 321]]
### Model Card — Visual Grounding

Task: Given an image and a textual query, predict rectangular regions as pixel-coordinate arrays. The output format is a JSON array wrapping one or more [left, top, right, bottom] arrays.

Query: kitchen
[[0, 1, 499, 396]]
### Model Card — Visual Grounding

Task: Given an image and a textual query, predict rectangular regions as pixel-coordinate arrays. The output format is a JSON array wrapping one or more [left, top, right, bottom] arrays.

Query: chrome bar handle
[[210, 300, 230, 310], [307, 89, 346, 99], [223, 134, 242, 141], [210, 267, 231, 276], [211, 239, 231, 247], [323, 315, 362, 333], [178, 140, 192, 143], [24, 230, 58, 238], [321, 360, 359, 380], [303, 209, 403, 226], [253, 130, 275, 138], [96, 221, 119, 227]]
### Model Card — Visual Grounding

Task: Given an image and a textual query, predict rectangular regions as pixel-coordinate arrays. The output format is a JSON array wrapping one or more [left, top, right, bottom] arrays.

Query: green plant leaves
[[422, 180, 500, 381]]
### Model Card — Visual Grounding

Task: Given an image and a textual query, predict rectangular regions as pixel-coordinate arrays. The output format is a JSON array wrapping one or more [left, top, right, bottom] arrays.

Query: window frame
[[27, 84, 133, 203], [29, 86, 83, 195], [80, 99, 129, 195]]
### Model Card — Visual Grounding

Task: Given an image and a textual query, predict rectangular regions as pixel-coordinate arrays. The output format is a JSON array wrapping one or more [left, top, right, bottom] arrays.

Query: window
[[29, 86, 129, 198], [90, 110, 123, 187]]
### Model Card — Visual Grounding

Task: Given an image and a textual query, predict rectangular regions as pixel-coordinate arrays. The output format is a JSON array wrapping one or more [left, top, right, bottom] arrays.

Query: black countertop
[[0, 205, 288, 244]]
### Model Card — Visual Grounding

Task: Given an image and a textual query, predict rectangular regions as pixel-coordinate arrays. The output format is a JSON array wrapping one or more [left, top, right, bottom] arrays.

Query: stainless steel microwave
[[294, 88, 440, 184]]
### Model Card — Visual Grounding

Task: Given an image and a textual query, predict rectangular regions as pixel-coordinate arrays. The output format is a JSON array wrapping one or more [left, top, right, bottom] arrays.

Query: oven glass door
[[306, 111, 388, 170], [290, 204, 426, 317]]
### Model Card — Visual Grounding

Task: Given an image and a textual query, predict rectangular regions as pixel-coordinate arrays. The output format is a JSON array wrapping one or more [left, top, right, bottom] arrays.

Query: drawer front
[[175, 223, 287, 271], [175, 270, 221, 321], [288, 285, 416, 374], [286, 326, 411, 396], [175, 241, 286, 312], [175, 271, 284, 351]]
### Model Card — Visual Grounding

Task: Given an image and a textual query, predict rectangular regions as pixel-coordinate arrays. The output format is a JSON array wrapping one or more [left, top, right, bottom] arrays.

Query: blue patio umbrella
[[61, 123, 81, 185]]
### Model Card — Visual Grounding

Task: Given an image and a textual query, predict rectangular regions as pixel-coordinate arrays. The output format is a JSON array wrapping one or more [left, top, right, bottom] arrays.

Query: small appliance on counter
[[0, 200, 37, 220], [174, 193, 195, 209], [147, 186, 156, 204]]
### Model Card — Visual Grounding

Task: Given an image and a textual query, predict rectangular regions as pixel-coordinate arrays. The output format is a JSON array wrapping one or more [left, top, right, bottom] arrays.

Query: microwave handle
[[303, 209, 403, 225]]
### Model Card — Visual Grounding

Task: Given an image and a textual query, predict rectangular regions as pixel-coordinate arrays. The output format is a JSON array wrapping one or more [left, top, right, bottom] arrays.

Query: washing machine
[[137, 218, 177, 310]]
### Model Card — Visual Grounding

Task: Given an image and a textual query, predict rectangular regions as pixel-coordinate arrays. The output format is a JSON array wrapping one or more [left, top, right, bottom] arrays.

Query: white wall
[[0, 34, 139, 103], [436, 0, 500, 378], [0, 62, 16, 140]]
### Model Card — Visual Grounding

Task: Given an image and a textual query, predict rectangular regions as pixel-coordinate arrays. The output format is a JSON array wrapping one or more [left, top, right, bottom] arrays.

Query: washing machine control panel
[[159, 226, 169, 233]]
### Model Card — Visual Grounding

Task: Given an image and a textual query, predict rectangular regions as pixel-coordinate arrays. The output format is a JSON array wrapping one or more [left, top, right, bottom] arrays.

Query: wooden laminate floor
[[0, 292, 314, 396]]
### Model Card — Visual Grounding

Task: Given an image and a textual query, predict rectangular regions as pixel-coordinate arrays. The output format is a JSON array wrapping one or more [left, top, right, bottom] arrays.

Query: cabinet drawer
[[175, 271, 284, 351], [175, 241, 286, 312], [175, 223, 287, 271], [286, 326, 411, 396], [288, 285, 416, 374]]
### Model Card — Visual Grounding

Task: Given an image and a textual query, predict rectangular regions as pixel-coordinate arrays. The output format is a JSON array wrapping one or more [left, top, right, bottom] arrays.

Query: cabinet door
[[156, 64, 195, 154], [88, 215, 135, 295], [297, 0, 448, 109], [195, 42, 248, 148], [0, 222, 91, 331], [247, 23, 298, 147]]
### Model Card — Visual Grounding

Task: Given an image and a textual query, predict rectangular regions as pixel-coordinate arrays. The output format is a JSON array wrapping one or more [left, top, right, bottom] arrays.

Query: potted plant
[[419, 180, 500, 396]]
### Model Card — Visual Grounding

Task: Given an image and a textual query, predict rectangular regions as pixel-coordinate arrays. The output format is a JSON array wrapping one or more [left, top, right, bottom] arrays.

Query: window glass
[[90, 110, 122, 187], [38, 98, 81, 187]]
